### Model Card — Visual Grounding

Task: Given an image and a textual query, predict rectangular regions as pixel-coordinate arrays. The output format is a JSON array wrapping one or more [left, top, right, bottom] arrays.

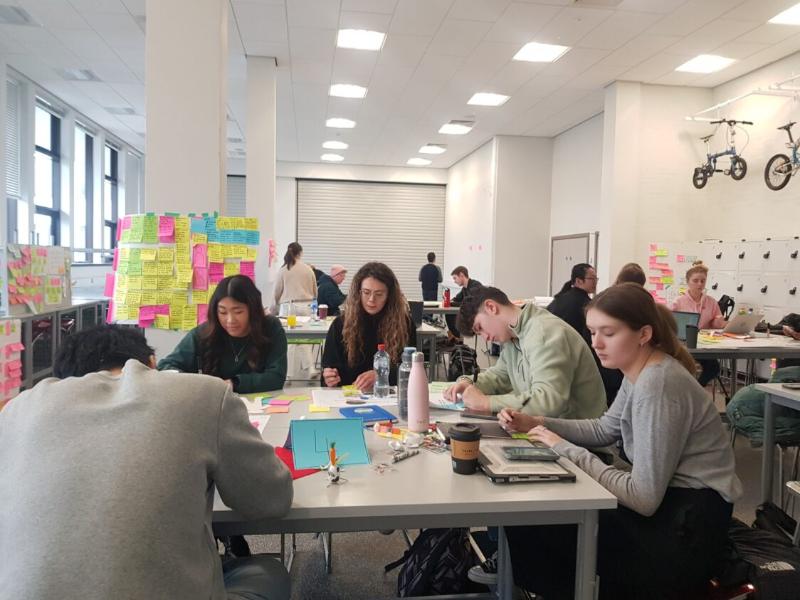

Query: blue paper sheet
[[290, 418, 370, 469]]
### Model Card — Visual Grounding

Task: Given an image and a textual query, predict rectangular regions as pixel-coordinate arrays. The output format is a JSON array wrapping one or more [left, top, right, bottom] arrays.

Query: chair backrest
[[718, 295, 735, 319], [409, 301, 423, 327]]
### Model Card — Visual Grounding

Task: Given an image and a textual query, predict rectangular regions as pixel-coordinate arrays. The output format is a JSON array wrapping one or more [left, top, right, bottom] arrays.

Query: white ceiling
[[5, 0, 800, 168]]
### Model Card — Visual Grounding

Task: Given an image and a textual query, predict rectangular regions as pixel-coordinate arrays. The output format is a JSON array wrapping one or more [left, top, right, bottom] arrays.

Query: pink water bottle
[[407, 351, 430, 432]]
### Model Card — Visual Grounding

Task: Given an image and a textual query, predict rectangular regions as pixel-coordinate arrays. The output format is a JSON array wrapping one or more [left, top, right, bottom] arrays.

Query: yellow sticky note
[[207, 284, 217, 300], [172, 290, 189, 305], [217, 217, 234, 230], [181, 305, 196, 330], [158, 262, 174, 277], [208, 244, 223, 262], [177, 267, 193, 284], [176, 247, 191, 265], [157, 276, 174, 290], [309, 404, 331, 413], [140, 248, 157, 262], [157, 291, 172, 305], [114, 290, 127, 306], [142, 262, 158, 277], [142, 276, 158, 290], [191, 233, 208, 245], [233, 245, 247, 258], [224, 262, 239, 277], [119, 247, 130, 260], [234, 217, 246, 230], [223, 245, 235, 258], [141, 290, 158, 305], [158, 248, 174, 262], [127, 276, 143, 290], [245, 248, 257, 260], [115, 275, 128, 291], [127, 290, 142, 306], [191, 289, 207, 304], [154, 314, 170, 330], [169, 304, 183, 321], [243, 217, 258, 230], [114, 305, 129, 321], [661, 276, 674, 284]]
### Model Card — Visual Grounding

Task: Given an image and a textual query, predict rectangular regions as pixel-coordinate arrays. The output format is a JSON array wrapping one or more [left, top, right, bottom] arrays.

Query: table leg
[[575, 510, 599, 600], [730, 358, 738, 397], [762, 393, 776, 504], [428, 335, 437, 380], [495, 526, 513, 600]]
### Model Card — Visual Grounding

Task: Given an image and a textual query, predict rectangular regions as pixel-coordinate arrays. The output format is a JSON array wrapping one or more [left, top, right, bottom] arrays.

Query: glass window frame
[[33, 103, 61, 246]]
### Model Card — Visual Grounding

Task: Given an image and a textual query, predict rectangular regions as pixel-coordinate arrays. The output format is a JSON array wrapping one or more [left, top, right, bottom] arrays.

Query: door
[[550, 234, 590, 296]]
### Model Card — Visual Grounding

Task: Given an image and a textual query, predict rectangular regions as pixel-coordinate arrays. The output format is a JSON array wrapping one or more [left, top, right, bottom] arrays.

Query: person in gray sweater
[[497, 283, 742, 599], [0, 325, 293, 600]]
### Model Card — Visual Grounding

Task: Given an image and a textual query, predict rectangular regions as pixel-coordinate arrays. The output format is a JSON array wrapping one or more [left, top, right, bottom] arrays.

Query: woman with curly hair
[[158, 275, 287, 393], [321, 262, 416, 391]]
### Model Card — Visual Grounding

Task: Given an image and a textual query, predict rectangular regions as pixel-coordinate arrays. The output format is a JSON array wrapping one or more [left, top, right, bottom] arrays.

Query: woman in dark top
[[158, 275, 287, 393], [322, 262, 416, 391]]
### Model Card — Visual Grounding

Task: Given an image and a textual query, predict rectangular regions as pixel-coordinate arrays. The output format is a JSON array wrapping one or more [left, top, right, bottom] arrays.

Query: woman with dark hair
[[158, 275, 287, 393], [495, 283, 741, 599], [321, 262, 416, 391], [614, 262, 646, 286], [273, 242, 317, 315], [547, 263, 597, 339]]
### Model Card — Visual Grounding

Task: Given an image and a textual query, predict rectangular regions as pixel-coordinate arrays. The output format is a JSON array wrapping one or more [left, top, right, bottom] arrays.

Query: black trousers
[[506, 487, 733, 599], [422, 288, 438, 301], [697, 359, 721, 387]]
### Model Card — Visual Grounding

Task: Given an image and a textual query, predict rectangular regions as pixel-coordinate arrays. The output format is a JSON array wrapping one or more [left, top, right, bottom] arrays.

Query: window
[[5, 79, 26, 243], [33, 104, 60, 246], [103, 145, 119, 260], [73, 127, 93, 262]]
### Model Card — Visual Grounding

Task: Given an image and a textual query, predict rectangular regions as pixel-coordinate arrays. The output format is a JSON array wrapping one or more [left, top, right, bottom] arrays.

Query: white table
[[755, 383, 800, 504], [213, 392, 617, 600], [422, 303, 460, 316]]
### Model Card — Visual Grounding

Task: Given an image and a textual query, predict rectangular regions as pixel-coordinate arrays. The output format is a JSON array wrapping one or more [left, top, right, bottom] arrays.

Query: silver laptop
[[478, 440, 576, 484], [723, 311, 763, 335], [673, 311, 701, 341]]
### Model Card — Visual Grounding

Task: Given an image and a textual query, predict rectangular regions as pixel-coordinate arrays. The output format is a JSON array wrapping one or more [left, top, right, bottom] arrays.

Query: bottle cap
[[378, 343, 386, 351], [412, 351, 425, 363]]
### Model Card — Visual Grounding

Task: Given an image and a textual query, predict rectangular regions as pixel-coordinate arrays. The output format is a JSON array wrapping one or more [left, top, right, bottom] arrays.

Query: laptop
[[724, 310, 764, 335], [673, 311, 701, 341], [478, 439, 576, 484]]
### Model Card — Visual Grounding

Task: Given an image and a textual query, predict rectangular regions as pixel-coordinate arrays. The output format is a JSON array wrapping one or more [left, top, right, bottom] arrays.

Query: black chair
[[409, 301, 423, 327]]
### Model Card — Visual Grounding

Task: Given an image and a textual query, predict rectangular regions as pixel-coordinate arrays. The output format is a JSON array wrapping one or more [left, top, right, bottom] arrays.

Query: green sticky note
[[511, 433, 529, 439], [143, 214, 158, 243]]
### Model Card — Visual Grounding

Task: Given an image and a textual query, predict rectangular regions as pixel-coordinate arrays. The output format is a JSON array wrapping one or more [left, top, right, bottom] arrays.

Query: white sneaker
[[467, 552, 498, 585]]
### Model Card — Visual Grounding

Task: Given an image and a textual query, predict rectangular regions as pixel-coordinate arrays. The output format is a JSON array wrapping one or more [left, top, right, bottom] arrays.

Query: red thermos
[[443, 288, 451, 307]]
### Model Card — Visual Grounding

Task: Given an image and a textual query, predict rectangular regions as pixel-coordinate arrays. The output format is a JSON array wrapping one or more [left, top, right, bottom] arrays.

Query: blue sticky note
[[220, 230, 235, 244], [205, 217, 217, 233], [232, 230, 247, 244], [290, 418, 370, 469], [245, 231, 260, 245], [190, 218, 206, 233]]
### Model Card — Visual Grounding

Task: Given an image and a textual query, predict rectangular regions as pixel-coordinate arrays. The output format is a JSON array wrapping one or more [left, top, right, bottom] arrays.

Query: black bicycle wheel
[[765, 153, 792, 191], [692, 167, 708, 189], [730, 156, 747, 180]]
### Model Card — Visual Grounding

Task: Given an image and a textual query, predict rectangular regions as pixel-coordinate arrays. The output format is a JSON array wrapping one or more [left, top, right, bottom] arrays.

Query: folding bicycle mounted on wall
[[764, 121, 800, 191], [692, 119, 753, 190]]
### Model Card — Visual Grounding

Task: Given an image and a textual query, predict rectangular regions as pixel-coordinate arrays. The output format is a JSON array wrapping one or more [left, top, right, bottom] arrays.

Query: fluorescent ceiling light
[[468, 92, 510, 107], [323, 140, 348, 150], [0, 5, 39, 26], [105, 106, 136, 115], [675, 54, 735, 74], [439, 120, 474, 135], [329, 84, 367, 99], [513, 41, 570, 63], [321, 153, 344, 162], [419, 144, 446, 155], [55, 68, 101, 82], [326, 118, 356, 129], [770, 3, 800, 25], [337, 29, 386, 51], [407, 158, 432, 166]]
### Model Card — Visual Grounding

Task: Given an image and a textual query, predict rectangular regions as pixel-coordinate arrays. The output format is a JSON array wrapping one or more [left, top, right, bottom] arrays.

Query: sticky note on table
[[309, 404, 331, 413], [269, 398, 292, 406], [511, 433, 529, 439], [266, 405, 290, 414]]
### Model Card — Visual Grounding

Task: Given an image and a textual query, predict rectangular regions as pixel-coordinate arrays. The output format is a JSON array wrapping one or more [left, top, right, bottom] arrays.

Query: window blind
[[296, 179, 445, 300], [5, 78, 20, 200], [226, 175, 246, 216]]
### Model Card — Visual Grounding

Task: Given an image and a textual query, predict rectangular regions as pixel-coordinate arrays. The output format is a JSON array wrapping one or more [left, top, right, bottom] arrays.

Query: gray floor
[[262, 337, 799, 599]]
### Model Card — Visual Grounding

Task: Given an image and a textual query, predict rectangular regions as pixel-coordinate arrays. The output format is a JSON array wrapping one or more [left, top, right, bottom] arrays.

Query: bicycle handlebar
[[709, 119, 753, 126]]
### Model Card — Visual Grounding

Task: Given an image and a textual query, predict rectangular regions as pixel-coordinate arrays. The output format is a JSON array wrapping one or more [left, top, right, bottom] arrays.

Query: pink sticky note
[[240, 261, 255, 280], [192, 244, 208, 268], [113, 247, 119, 271], [106, 300, 115, 324], [121, 215, 132, 231], [116, 218, 122, 241], [103, 273, 115, 297], [193, 267, 209, 290], [209, 262, 224, 284], [155, 304, 170, 315], [198, 304, 208, 324], [158, 215, 175, 242], [269, 399, 292, 406], [676, 255, 685, 262], [655, 283, 664, 290]]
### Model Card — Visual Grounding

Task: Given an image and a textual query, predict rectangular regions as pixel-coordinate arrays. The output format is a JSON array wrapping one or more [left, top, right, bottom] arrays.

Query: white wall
[[274, 176, 296, 267], [443, 139, 496, 288], [494, 136, 553, 297], [550, 114, 603, 239]]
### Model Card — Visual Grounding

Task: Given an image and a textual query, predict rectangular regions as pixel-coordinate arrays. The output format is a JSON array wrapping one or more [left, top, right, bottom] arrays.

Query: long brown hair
[[587, 282, 696, 374], [283, 242, 302, 270], [199, 275, 271, 375], [614, 262, 646, 286], [341, 262, 410, 366]]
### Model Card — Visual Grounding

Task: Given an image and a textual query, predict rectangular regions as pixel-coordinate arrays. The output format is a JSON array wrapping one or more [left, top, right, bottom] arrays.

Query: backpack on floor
[[447, 344, 479, 382], [384, 528, 474, 597]]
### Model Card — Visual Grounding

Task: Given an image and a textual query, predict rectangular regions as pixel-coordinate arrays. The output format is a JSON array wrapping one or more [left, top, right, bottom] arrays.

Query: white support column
[[598, 81, 642, 288], [144, 0, 227, 356], [144, 0, 227, 215], [245, 56, 277, 300]]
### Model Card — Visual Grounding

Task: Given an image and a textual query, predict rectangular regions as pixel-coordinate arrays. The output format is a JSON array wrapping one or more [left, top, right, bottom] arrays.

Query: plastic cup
[[318, 304, 328, 319], [287, 314, 297, 328], [685, 324, 699, 349]]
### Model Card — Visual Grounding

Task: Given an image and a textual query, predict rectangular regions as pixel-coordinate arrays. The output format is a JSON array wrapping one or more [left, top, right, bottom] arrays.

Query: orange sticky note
[[266, 405, 290, 414]]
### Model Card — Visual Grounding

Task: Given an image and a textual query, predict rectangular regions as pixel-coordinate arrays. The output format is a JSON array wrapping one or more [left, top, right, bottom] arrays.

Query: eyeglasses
[[360, 289, 387, 300], [582, 276, 598, 281]]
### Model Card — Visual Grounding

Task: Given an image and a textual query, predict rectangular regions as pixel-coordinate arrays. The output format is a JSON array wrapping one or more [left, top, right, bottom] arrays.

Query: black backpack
[[447, 344, 479, 382], [384, 528, 474, 597]]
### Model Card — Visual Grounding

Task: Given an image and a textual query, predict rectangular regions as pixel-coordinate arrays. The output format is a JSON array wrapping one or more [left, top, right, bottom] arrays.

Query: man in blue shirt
[[418, 252, 442, 301]]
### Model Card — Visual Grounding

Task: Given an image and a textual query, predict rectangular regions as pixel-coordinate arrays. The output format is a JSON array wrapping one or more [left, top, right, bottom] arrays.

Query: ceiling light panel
[[321, 154, 344, 162], [337, 29, 386, 51], [329, 84, 368, 98], [675, 54, 735, 74], [513, 42, 570, 63], [419, 144, 446, 155], [769, 4, 800, 25], [468, 92, 510, 107], [407, 158, 432, 166], [323, 141, 348, 150], [439, 120, 474, 135], [326, 118, 356, 128]]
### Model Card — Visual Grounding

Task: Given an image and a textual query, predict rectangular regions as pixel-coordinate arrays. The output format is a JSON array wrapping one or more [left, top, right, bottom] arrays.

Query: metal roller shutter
[[226, 175, 246, 216], [296, 179, 445, 300]]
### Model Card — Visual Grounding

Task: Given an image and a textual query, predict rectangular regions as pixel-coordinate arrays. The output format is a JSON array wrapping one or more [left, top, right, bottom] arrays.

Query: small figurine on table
[[322, 441, 347, 486]]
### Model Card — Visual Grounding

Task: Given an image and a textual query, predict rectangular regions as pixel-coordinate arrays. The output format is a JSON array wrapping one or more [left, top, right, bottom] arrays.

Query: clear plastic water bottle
[[397, 346, 416, 419], [310, 298, 318, 320], [373, 344, 390, 398]]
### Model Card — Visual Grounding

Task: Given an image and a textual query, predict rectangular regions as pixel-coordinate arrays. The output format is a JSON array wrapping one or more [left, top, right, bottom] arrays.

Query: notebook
[[339, 405, 398, 424], [478, 439, 576, 484]]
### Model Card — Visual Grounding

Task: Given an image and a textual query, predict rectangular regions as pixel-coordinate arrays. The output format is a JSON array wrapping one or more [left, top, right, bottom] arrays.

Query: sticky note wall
[[6, 245, 71, 314], [0, 319, 24, 405], [108, 213, 259, 330]]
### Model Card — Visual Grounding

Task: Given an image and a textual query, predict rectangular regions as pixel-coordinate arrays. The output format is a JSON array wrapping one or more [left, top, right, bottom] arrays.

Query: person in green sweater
[[158, 275, 287, 393], [443, 286, 606, 418]]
